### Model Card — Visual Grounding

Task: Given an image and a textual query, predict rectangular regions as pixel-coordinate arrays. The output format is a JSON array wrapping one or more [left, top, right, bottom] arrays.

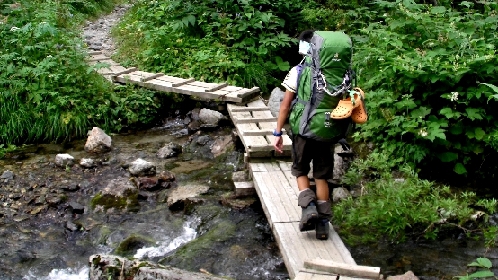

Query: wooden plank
[[154, 75, 195, 86], [234, 181, 255, 197], [273, 222, 318, 279], [229, 107, 270, 112], [252, 172, 282, 228], [219, 89, 259, 103], [97, 65, 128, 75], [111, 67, 138, 77], [222, 85, 244, 92], [244, 136, 271, 152], [261, 172, 294, 223], [143, 79, 174, 92], [206, 83, 228, 92], [233, 117, 278, 124], [242, 129, 287, 136], [304, 259, 380, 279], [172, 84, 207, 93], [140, 73, 164, 82], [236, 86, 260, 97], [295, 271, 339, 280], [247, 99, 267, 107], [267, 171, 300, 221], [189, 81, 228, 92]]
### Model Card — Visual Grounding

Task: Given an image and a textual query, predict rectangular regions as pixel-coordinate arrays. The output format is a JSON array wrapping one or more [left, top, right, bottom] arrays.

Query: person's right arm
[[273, 90, 295, 153]]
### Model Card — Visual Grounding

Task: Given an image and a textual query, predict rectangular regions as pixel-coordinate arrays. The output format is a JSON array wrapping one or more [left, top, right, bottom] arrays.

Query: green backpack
[[289, 31, 355, 142]]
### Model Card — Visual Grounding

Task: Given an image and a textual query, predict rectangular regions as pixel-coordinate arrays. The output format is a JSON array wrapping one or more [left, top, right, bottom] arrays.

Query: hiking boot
[[299, 202, 318, 232], [316, 218, 329, 240]]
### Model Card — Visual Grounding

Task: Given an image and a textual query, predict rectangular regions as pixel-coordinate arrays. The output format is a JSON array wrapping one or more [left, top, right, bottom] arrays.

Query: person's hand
[[273, 136, 283, 154]]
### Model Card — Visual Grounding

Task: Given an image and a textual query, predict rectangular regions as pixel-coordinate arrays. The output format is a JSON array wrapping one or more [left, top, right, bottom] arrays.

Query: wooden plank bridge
[[88, 51, 260, 104], [89, 51, 381, 279]]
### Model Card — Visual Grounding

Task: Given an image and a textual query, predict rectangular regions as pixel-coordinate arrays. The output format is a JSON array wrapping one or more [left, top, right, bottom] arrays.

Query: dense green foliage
[[112, 0, 313, 92], [0, 0, 161, 144], [352, 0, 498, 179], [334, 150, 498, 246]]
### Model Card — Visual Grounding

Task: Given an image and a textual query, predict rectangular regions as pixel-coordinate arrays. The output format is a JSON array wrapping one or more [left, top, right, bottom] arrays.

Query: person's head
[[298, 30, 314, 43], [298, 30, 314, 55]]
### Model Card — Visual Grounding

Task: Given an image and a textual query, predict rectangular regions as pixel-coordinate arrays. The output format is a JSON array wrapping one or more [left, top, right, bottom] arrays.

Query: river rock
[[156, 143, 182, 159], [55, 154, 75, 167], [128, 158, 156, 177], [268, 87, 285, 117], [1, 170, 14, 182], [88, 254, 225, 280], [67, 201, 85, 214], [210, 135, 234, 158], [84, 127, 112, 154], [332, 187, 351, 202], [386, 271, 419, 280], [80, 158, 97, 168], [199, 108, 224, 126], [167, 184, 210, 209], [91, 178, 139, 213]]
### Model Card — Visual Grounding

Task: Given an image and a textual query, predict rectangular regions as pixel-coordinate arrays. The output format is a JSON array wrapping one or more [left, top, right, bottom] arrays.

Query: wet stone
[[156, 143, 182, 159], [34, 195, 46, 205], [30, 206, 46, 215], [80, 158, 97, 168], [61, 183, 80, 192], [128, 158, 156, 177], [46, 195, 64, 207], [66, 221, 80, 232], [67, 201, 85, 214], [1, 170, 14, 181], [55, 153, 75, 167]]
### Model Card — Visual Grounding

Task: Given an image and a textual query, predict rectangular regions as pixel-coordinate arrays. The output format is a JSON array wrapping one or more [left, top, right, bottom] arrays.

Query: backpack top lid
[[309, 31, 352, 76]]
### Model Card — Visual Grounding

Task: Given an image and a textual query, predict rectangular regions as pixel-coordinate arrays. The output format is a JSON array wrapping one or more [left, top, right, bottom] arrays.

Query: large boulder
[[167, 183, 210, 210], [268, 87, 285, 117], [91, 178, 139, 213], [84, 127, 112, 154], [199, 108, 224, 126], [210, 135, 234, 158]]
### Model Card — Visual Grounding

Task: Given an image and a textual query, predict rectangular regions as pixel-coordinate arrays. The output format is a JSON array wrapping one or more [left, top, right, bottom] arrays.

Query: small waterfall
[[24, 266, 89, 280], [134, 216, 200, 259], [23, 218, 200, 280]]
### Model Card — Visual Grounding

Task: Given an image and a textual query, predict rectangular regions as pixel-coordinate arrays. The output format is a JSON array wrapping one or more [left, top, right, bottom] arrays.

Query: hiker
[[273, 30, 367, 240]]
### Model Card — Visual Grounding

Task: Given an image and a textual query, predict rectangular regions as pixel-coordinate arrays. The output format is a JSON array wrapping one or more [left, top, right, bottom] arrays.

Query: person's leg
[[312, 141, 335, 240], [292, 136, 317, 231]]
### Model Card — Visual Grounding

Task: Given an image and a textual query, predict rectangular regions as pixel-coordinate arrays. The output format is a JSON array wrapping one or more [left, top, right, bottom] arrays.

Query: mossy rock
[[159, 220, 236, 270], [115, 234, 155, 257], [90, 192, 139, 212], [90, 178, 139, 213]]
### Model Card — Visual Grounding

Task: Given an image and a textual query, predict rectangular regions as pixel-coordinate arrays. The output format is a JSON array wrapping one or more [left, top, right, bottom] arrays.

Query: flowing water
[[0, 118, 288, 280]]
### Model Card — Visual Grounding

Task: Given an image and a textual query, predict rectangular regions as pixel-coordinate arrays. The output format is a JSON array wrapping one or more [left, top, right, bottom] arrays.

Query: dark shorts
[[291, 135, 334, 179]]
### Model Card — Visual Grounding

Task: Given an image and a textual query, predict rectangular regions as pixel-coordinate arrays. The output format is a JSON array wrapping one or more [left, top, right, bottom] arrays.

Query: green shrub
[[352, 0, 498, 178], [334, 151, 498, 246], [112, 0, 309, 92], [0, 0, 164, 144]]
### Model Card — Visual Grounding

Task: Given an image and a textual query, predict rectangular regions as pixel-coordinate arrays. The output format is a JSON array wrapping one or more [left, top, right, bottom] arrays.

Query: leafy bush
[[455, 257, 496, 280], [352, 0, 498, 179], [334, 151, 498, 246], [0, 0, 164, 144], [112, 0, 310, 92]]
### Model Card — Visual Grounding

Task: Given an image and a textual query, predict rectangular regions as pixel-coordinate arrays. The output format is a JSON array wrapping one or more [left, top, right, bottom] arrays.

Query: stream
[[0, 117, 288, 280]]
